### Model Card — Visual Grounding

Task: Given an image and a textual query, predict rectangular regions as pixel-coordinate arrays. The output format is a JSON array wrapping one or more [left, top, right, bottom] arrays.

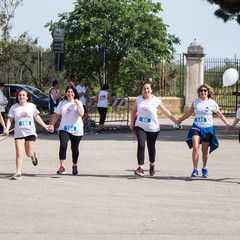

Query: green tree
[[0, 0, 52, 88], [46, 0, 180, 96], [206, 0, 240, 24]]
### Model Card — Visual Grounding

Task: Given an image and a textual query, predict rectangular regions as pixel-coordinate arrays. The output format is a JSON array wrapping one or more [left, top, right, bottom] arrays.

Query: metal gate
[[204, 58, 240, 115]]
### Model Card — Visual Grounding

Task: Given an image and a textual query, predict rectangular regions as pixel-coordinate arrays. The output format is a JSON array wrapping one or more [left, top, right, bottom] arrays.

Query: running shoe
[[57, 166, 65, 175], [149, 164, 155, 176], [10, 172, 22, 180], [31, 152, 38, 166], [134, 167, 144, 177], [202, 168, 208, 178], [72, 165, 78, 175], [191, 168, 199, 177]]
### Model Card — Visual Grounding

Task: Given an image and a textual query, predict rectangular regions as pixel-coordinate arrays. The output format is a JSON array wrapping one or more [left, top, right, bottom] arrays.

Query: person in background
[[177, 84, 230, 178], [48, 79, 64, 131], [0, 82, 8, 133], [227, 107, 240, 142], [76, 76, 88, 122], [130, 81, 178, 177], [5, 89, 53, 180], [94, 84, 112, 134], [50, 86, 84, 175], [68, 74, 77, 88], [0, 113, 6, 131]]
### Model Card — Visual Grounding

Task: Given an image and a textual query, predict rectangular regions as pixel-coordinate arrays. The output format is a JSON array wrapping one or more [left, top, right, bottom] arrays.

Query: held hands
[[3, 128, 9, 136], [227, 124, 234, 131], [46, 125, 54, 132]]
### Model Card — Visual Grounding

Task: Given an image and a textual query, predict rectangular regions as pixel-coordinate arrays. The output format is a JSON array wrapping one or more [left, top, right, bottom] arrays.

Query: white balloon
[[223, 68, 239, 87]]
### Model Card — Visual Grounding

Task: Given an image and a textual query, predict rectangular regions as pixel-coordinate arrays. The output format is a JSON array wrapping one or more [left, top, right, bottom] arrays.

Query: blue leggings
[[59, 130, 82, 164], [135, 127, 159, 165]]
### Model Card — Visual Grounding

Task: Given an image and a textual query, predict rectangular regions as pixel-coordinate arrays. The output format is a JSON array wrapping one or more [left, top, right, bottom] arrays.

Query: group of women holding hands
[[131, 82, 239, 178], [0, 81, 239, 180]]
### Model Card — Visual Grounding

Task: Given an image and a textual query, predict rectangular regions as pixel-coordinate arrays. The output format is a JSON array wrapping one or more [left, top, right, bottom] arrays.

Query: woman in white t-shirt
[[50, 86, 84, 175], [5, 89, 53, 180], [94, 84, 112, 133], [130, 81, 178, 177], [177, 84, 230, 178]]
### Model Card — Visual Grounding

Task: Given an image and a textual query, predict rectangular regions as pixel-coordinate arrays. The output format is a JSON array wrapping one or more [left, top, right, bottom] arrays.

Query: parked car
[[3, 84, 49, 110]]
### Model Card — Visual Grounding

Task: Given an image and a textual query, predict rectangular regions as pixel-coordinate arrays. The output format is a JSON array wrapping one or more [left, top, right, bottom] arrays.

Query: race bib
[[18, 118, 32, 127], [194, 117, 207, 123], [139, 116, 152, 123], [64, 125, 77, 133]]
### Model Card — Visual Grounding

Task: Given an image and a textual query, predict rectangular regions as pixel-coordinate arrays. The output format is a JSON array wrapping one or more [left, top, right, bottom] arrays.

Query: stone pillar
[[184, 39, 205, 111]]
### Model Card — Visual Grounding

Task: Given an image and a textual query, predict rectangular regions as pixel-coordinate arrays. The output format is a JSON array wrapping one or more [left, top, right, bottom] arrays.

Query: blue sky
[[11, 0, 240, 59]]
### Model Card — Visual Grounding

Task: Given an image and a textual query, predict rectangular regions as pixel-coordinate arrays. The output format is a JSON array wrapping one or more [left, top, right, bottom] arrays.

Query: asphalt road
[[0, 118, 239, 240]]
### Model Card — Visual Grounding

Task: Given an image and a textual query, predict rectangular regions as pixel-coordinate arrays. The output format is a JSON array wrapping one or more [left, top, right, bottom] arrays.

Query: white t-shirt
[[97, 90, 109, 108], [135, 95, 161, 132], [236, 108, 240, 119], [54, 100, 83, 136], [193, 98, 219, 128], [76, 85, 86, 106], [8, 102, 39, 138], [0, 89, 8, 112]]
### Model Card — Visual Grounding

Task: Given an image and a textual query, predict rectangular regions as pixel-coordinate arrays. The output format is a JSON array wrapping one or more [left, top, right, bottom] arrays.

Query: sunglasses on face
[[200, 89, 208, 92]]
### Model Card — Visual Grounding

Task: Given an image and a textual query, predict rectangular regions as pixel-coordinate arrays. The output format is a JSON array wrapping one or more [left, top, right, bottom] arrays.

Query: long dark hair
[[64, 86, 79, 100]]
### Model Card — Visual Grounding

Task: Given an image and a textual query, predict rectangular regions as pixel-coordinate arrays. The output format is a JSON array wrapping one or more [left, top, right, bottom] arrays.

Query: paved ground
[[0, 118, 240, 240]]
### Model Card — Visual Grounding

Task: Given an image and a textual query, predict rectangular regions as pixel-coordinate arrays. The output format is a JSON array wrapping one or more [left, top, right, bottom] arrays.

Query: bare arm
[[177, 103, 194, 124], [50, 113, 60, 127], [0, 114, 6, 129], [130, 101, 137, 134], [158, 102, 177, 124], [74, 99, 84, 117], [108, 93, 113, 105], [51, 88, 61, 101], [216, 110, 230, 128], [228, 117, 240, 131], [4, 117, 13, 136], [34, 115, 53, 132]]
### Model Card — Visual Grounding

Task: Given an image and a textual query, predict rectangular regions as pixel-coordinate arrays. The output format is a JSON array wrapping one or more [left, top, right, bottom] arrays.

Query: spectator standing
[[76, 76, 88, 122], [94, 84, 112, 133], [48, 79, 64, 129], [0, 82, 8, 133]]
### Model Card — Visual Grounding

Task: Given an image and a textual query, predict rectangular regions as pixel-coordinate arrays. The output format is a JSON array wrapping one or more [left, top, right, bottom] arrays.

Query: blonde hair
[[197, 84, 214, 98]]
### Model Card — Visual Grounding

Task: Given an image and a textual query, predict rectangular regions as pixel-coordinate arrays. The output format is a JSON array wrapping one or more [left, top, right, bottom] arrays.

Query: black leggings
[[59, 130, 82, 164], [135, 127, 159, 165], [97, 107, 108, 125]]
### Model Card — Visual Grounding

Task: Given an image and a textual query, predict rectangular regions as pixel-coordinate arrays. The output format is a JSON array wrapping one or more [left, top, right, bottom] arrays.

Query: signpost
[[51, 27, 64, 74]]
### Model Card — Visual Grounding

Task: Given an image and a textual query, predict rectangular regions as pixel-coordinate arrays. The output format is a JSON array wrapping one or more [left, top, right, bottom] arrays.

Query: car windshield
[[24, 85, 48, 99]]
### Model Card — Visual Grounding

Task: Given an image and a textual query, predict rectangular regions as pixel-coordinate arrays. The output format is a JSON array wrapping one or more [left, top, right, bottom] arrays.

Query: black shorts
[[192, 129, 213, 142], [15, 135, 36, 141]]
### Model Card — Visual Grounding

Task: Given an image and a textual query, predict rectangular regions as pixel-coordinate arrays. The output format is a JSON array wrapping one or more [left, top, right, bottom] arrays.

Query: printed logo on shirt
[[65, 108, 72, 115], [205, 106, 210, 112], [100, 95, 107, 101], [21, 111, 28, 118], [143, 106, 149, 111]]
